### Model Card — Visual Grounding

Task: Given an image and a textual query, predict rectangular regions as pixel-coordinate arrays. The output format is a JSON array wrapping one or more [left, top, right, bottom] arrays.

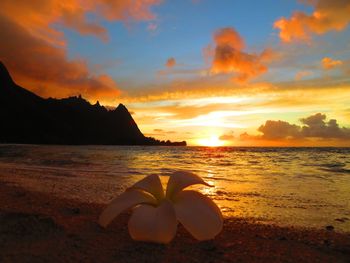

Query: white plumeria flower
[[99, 171, 223, 244]]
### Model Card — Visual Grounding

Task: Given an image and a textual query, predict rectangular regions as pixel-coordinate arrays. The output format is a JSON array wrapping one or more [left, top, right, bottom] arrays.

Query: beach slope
[[0, 181, 349, 263]]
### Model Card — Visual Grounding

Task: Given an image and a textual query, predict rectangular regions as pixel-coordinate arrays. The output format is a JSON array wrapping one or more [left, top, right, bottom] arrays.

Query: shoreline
[[1, 181, 349, 262], [2, 143, 350, 148]]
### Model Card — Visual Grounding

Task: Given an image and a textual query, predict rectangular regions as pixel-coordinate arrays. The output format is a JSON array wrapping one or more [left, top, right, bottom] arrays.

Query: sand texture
[[0, 181, 349, 263]]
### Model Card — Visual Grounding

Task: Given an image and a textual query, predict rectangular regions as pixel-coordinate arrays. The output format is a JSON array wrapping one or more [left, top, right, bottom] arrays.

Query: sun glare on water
[[197, 135, 225, 147]]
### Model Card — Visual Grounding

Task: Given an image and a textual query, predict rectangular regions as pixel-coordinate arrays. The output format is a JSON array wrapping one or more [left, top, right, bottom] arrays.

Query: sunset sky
[[1, 0, 350, 146]]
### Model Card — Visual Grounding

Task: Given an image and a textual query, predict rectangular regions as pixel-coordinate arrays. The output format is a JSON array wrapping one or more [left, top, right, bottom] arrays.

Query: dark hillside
[[0, 62, 186, 146]]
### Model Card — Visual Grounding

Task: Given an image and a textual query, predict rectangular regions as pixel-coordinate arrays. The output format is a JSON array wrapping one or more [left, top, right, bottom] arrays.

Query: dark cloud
[[300, 113, 350, 138], [242, 113, 350, 141], [258, 120, 301, 139]]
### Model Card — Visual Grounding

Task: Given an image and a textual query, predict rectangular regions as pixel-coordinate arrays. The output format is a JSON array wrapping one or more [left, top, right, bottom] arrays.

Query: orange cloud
[[219, 132, 235, 141], [0, 0, 161, 42], [0, 15, 119, 102], [274, 0, 350, 42], [0, 0, 162, 103], [295, 70, 313, 80], [322, 57, 343, 69], [166, 57, 176, 68], [97, 0, 162, 22], [208, 27, 271, 83]]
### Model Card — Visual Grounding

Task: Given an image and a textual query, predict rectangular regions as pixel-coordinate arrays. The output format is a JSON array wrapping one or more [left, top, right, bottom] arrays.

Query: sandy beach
[[1, 180, 349, 263]]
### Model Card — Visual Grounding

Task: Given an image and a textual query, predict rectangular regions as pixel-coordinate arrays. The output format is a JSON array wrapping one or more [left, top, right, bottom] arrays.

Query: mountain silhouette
[[0, 62, 186, 146]]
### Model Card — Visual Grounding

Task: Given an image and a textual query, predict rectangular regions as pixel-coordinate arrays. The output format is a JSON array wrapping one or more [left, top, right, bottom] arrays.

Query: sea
[[0, 144, 349, 232]]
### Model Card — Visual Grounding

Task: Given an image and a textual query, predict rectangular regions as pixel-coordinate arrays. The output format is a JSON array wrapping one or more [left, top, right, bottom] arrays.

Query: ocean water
[[0, 145, 349, 232]]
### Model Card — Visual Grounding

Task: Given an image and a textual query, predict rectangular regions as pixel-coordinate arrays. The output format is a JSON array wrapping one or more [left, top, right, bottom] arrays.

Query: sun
[[197, 135, 225, 147]]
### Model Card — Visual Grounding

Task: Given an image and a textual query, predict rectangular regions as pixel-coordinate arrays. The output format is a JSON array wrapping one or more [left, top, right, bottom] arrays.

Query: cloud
[[299, 113, 350, 138], [274, 0, 350, 42], [146, 128, 177, 137], [322, 57, 343, 70], [295, 70, 313, 80], [0, 0, 162, 41], [97, 0, 162, 22], [239, 132, 252, 141], [166, 57, 176, 68], [257, 120, 301, 139], [157, 57, 179, 75], [219, 132, 235, 141], [243, 113, 350, 141], [0, 15, 120, 101], [0, 0, 162, 103], [125, 86, 350, 145], [207, 27, 271, 83]]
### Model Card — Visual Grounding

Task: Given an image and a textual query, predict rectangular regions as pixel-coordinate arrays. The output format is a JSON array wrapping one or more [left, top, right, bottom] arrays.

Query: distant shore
[[0, 181, 349, 262]]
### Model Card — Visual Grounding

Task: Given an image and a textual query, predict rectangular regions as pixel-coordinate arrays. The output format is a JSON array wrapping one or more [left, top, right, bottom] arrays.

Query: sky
[[1, 0, 350, 146]]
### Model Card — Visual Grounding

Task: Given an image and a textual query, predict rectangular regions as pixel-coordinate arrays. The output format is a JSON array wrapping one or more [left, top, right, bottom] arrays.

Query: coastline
[[1, 181, 349, 262]]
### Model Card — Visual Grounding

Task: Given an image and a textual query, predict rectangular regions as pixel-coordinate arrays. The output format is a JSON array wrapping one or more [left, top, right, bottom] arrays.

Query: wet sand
[[0, 181, 349, 263]]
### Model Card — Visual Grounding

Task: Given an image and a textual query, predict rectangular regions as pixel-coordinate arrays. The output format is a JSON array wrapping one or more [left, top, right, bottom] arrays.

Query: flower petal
[[128, 200, 177, 244], [99, 189, 157, 228], [166, 171, 211, 199], [129, 174, 164, 201], [173, 190, 223, 241]]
